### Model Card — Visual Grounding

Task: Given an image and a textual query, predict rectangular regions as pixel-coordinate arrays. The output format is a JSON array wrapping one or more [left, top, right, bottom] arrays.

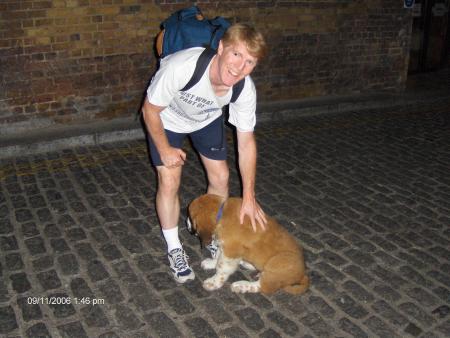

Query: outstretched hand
[[239, 196, 267, 232]]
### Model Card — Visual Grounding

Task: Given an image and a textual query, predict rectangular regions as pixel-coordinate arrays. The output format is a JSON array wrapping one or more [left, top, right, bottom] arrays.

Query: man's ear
[[217, 40, 224, 55]]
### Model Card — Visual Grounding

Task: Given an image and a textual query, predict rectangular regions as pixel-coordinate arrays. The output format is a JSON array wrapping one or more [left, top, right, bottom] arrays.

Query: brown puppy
[[188, 194, 309, 295]]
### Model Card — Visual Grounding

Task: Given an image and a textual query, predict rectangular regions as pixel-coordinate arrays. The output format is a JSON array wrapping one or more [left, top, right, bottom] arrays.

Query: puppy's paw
[[203, 276, 224, 291], [201, 258, 217, 270], [231, 280, 260, 293]]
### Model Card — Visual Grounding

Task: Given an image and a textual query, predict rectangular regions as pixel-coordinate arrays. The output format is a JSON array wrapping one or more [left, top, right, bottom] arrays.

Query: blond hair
[[221, 23, 267, 60]]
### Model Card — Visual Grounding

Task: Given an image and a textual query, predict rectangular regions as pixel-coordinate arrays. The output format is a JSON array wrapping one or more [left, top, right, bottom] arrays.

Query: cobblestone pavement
[[1, 101, 450, 337]]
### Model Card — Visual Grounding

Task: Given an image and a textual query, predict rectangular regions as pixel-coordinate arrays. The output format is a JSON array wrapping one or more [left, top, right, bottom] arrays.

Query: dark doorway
[[408, 0, 450, 73]]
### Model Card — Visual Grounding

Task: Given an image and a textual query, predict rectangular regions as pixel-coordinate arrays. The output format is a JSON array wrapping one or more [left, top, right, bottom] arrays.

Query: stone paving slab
[[0, 102, 449, 337]]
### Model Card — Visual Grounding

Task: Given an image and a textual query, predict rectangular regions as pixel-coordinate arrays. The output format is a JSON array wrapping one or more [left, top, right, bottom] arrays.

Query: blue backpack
[[156, 6, 244, 103]]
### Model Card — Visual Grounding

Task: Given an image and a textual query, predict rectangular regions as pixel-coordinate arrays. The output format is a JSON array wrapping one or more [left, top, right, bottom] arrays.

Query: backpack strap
[[181, 48, 245, 103], [181, 48, 216, 92], [231, 78, 245, 103]]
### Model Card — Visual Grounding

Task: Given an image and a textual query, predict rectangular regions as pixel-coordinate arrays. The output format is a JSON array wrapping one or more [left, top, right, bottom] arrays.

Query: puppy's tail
[[284, 275, 309, 295]]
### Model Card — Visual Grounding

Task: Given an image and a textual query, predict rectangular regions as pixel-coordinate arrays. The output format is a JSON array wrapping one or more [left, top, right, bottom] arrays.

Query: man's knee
[[209, 166, 229, 190], [157, 168, 181, 194]]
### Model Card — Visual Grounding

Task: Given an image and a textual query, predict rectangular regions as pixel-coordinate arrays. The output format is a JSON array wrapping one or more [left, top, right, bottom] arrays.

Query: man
[[142, 23, 267, 283]]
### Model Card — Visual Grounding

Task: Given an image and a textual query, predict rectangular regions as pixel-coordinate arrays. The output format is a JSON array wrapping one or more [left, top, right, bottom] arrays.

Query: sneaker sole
[[173, 271, 195, 283]]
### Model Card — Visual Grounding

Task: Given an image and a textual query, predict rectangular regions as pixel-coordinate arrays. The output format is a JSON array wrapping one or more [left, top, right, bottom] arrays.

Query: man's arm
[[142, 98, 186, 168], [236, 130, 267, 231]]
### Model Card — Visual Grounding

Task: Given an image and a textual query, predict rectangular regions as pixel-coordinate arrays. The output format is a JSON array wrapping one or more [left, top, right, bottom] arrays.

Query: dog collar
[[216, 202, 225, 223]]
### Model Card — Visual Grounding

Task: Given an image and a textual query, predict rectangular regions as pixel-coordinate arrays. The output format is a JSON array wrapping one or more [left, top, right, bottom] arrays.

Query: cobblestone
[[26, 322, 51, 338], [1, 88, 450, 337], [17, 296, 43, 322]]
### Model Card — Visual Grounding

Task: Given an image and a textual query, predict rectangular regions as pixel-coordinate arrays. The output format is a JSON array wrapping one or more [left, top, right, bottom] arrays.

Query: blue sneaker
[[168, 248, 195, 283]]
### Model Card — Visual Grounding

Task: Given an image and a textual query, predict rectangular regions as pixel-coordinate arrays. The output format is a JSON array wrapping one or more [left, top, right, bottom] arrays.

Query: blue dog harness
[[216, 202, 225, 223]]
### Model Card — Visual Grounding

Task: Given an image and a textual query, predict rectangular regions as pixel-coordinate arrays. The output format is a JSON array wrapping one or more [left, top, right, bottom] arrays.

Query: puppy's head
[[187, 194, 225, 246]]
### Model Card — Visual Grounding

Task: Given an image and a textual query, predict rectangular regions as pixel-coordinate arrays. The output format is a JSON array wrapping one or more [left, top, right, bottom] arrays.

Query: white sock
[[162, 227, 182, 253]]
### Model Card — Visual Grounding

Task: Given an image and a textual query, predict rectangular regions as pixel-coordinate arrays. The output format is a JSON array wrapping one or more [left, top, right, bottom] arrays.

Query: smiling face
[[215, 40, 258, 87]]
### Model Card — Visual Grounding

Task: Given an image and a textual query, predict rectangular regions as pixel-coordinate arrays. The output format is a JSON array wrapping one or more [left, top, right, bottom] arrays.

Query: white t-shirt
[[147, 47, 257, 133]]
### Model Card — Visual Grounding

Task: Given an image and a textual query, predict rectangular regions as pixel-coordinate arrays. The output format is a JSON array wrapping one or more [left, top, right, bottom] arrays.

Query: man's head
[[221, 23, 267, 60], [215, 23, 266, 87]]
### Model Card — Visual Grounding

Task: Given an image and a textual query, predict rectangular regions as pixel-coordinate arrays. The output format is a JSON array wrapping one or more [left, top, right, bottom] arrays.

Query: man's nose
[[235, 59, 246, 71]]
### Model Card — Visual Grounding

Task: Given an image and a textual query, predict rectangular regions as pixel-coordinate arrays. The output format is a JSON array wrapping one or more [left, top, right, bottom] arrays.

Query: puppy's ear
[[188, 194, 222, 246], [193, 211, 215, 246], [187, 199, 209, 243]]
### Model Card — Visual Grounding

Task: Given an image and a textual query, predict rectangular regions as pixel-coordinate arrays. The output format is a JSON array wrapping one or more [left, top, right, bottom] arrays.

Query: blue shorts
[[147, 116, 227, 167]]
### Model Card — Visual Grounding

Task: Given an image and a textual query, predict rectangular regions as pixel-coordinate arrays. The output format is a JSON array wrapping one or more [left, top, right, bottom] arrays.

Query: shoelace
[[173, 250, 189, 270]]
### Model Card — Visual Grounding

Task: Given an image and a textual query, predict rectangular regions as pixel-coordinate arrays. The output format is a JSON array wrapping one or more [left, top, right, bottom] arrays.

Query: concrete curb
[[0, 118, 144, 159], [1, 91, 449, 159]]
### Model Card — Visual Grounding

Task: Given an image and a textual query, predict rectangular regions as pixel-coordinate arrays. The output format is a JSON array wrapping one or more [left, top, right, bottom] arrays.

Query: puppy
[[188, 194, 309, 295]]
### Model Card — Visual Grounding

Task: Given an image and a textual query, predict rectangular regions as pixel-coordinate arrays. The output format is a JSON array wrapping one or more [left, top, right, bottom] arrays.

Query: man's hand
[[160, 147, 186, 168], [239, 196, 267, 232], [142, 99, 185, 169]]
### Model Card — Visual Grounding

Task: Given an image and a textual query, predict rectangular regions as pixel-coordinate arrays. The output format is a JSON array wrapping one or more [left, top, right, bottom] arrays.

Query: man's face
[[216, 40, 258, 87]]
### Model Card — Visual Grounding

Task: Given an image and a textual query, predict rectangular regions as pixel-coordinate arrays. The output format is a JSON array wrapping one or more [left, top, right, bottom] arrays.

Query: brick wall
[[0, 0, 413, 135]]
